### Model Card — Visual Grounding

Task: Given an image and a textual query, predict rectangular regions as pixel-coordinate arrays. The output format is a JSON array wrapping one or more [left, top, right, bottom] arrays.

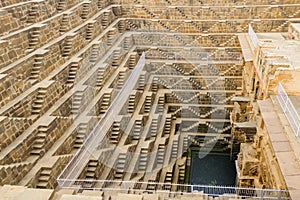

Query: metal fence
[[276, 82, 300, 142], [58, 53, 146, 183], [57, 179, 290, 199], [248, 25, 259, 48]]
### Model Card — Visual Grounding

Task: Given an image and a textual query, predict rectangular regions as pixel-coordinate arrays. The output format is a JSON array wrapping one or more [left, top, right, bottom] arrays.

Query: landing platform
[[258, 98, 300, 199]]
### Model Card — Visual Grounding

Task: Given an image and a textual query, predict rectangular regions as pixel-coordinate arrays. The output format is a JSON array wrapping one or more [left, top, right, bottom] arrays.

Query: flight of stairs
[[110, 121, 121, 144], [114, 153, 127, 179], [156, 144, 165, 165], [31, 88, 47, 115], [36, 167, 52, 188], [138, 148, 148, 171], [71, 91, 83, 115], [117, 71, 126, 89], [144, 96, 152, 113], [100, 93, 111, 114], [62, 36, 74, 57], [132, 120, 142, 140], [31, 126, 48, 155], [81, 3, 90, 19], [86, 22, 95, 40], [66, 63, 79, 85], [28, 29, 41, 51], [163, 171, 173, 190], [150, 119, 158, 138], [74, 123, 88, 149], [57, 0, 66, 12], [128, 94, 136, 114], [30, 54, 44, 80], [171, 139, 179, 160], [163, 116, 172, 136], [60, 13, 69, 32], [85, 159, 98, 179], [27, 3, 39, 23]]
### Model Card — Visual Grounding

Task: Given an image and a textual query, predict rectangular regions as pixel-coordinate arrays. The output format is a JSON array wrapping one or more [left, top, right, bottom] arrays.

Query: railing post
[[191, 185, 194, 193], [278, 190, 282, 200], [260, 190, 265, 200], [296, 123, 300, 137], [123, 182, 127, 193]]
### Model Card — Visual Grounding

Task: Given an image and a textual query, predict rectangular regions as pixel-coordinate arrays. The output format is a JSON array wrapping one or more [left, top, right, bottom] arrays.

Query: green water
[[189, 150, 236, 186]]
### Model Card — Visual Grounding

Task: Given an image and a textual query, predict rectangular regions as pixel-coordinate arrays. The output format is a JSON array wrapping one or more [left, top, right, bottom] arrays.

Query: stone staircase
[[31, 88, 47, 115], [60, 13, 70, 32], [128, 94, 136, 114], [66, 62, 79, 85], [163, 171, 173, 190], [182, 121, 200, 132], [81, 3, 90, 19], [205, 122, 232, 133], [114, 153, 127, 179], [110, 121, 121, 144], [163, 116, 172, 136], [171, 139, 179, 160], [27, 3, 39, 23], [96, 68, 105, 88], [178, 164, 185, 184], [85, 159, 98, 179], [117, 71, 126, 89], [138, 148, 148, 171], [36, 167, 52, 188], [71, 91, 83, 115], [62, 36, 74, 57], [150, 118, 158, 138], [151, 77, 158, 92], [30, 53, 44, 80], [138, 74, 146, 90], [132, 120, 142, 140], [28, 29, 41, 51], [144, 96, 152, 113], [74, 123, 88, 149], [90, 43, 101, 62], [57, 0, 67, 12], [86, 22, 95, 40], [31, 125, 48, 155], [156, 144, 165, 165], [100, 93, 111, 114]]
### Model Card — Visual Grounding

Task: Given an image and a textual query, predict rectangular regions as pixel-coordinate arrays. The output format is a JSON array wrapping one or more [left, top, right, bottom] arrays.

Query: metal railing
[[58, 53, 146, 184], [248, 25, 259, 48], [57, 179, 290, 199], [276, 82, 300, 142]]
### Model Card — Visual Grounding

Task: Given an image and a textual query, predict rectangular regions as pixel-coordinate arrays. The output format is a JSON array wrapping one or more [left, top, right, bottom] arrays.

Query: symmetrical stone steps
[[36, 167, 52, 188], [132, 120, 143, 140], [125, 18, 291, 34], [85, 159, 98, 179], [143, 95, 152, 113], [110, 121, 121, 144], [170, 139, 179, 160], [138, 147, 148, 171], [114, 153, 127, 179], [100, 93, 111, 114], [0, 156, 37, 185], [66, 62, 79, 85], [71, 91, 83, 115], [116, 0, 300, 6], [163, 116, 172, 136], [128, 94, 136, 114], [74, 123, 88, 149], [31, 125, 48, 155], [31, 88, 47, 115], [149, 118, 158, 138], [122, 5, 300, 21], [156, 144, 165, 166]]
